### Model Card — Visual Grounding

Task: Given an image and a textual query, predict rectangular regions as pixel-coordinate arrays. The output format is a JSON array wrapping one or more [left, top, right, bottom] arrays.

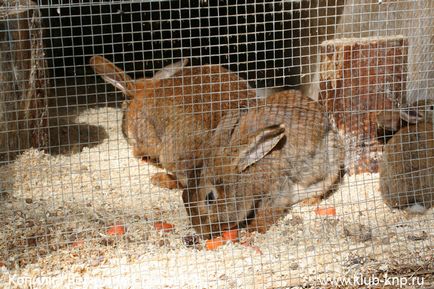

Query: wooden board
[[0, 1, 49, 163], [319, 36, 408, 174]]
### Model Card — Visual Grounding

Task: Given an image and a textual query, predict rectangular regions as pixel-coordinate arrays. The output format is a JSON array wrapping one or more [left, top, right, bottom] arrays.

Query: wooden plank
[[335, 0, 434, 104], [319, 36, 408, 174], [0, 1, 49, 163]]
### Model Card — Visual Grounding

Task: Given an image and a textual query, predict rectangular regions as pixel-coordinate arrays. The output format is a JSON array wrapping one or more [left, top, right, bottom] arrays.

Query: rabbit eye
[[205, 189, 217, 206]]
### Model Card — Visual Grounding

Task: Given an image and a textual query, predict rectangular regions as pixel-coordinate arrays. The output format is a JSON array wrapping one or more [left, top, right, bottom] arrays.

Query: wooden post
[[0, 1, 49, 163], [319, 36, 408, 174]]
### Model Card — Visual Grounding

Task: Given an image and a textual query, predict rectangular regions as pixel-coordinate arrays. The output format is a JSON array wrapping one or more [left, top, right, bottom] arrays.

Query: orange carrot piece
[[107, 224, 126, 236], [222, 229, 239, 242], [205, 237, 225, 250], [72, 240, 85, 248], [153, 222, 175, 232], [314, 206, 337, 216]]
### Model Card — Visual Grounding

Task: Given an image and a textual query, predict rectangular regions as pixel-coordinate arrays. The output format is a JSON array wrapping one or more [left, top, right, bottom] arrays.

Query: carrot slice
[[222, 229, 239, 242], [107, 224, 126, 236], [72, 240, 85, 248], [153, 222, 175, 232], [205, 237, 225, 250], [314, 206, 337, 216]]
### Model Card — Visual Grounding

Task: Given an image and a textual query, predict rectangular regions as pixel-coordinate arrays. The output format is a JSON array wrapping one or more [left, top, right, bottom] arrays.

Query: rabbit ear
[[400, 99, 434, 124], [235, 124, 285, 172], [400, 109, 423, 124], [377, 110, 402, 132], [153, 58, 189, 80], [90, 55, 135, 98]]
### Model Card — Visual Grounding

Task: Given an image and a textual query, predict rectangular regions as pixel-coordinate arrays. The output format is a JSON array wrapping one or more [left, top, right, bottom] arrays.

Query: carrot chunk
[[314, 206, 337, 216], [154, 222, 175, 232], [107, 224, 126, 236], [222, 229, 239, 242], [205, 237, 225, 250]]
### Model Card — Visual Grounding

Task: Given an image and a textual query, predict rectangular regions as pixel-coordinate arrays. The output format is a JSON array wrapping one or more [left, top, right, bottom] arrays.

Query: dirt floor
[[0, 80, 433, 288]]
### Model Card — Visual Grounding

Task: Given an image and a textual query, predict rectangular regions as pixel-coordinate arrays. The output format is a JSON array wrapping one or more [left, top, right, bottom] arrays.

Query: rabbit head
[[399, 99, 434, 124], [183, 110, 287, 238], [377, 99, 434, 132]]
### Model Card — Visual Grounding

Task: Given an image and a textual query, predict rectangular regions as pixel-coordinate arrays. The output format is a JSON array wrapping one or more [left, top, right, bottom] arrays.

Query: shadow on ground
[[46, 69, 122, 155]]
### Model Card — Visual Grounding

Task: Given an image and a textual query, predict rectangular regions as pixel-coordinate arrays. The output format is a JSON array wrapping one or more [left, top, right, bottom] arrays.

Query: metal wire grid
[[0, 0, 432, 288]]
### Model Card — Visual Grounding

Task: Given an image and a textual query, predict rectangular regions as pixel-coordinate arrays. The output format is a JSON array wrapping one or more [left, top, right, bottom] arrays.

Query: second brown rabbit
[[378, 99, 434, 212], [90, 56, 257, 189], [183, 90, 345, 238]]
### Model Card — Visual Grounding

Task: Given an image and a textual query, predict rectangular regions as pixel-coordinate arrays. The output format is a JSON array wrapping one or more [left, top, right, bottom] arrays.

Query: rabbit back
[[143, 65, 257, 187], [151, 65, 257, 132], [379, 122, 434, 210], [122, 64, 257, 165]]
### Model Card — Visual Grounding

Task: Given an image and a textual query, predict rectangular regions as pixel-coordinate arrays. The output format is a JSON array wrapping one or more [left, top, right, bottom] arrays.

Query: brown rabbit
[[90, 55, 257, 189], [378, 99, 434, 212], [183, 90, 345, 238], [377, 99, 434, 132]]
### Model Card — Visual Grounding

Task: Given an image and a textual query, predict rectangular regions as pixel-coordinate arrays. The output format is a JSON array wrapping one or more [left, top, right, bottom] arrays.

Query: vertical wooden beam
[[0, 1, 49, 163]]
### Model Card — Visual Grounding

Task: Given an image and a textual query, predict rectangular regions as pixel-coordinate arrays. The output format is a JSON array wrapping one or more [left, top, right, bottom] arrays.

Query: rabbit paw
[[151, 173, 181, 189], [247, 207, 285, 233], [300, 196, 323, 206]]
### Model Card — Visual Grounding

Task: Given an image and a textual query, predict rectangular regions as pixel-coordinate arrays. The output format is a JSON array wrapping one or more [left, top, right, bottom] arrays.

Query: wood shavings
[[0, 106, 432, 288]]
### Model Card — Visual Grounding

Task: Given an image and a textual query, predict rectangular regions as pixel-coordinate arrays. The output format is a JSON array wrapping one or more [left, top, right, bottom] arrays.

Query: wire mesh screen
[[0, 0, 433, 288]]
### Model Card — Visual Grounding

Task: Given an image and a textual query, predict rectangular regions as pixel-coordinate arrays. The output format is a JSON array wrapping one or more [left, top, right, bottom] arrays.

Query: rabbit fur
[[183, 90, 345, 238], [379, 99, 434, 212], [90, 55, 257, 189]]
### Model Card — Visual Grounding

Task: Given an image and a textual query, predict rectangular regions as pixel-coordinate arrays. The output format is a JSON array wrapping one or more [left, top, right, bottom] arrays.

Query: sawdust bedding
[[0, 104, 433, 289]]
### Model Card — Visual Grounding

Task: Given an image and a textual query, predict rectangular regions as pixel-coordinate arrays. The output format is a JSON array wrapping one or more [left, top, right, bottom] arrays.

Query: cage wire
[[0, 0, 433, 288]]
